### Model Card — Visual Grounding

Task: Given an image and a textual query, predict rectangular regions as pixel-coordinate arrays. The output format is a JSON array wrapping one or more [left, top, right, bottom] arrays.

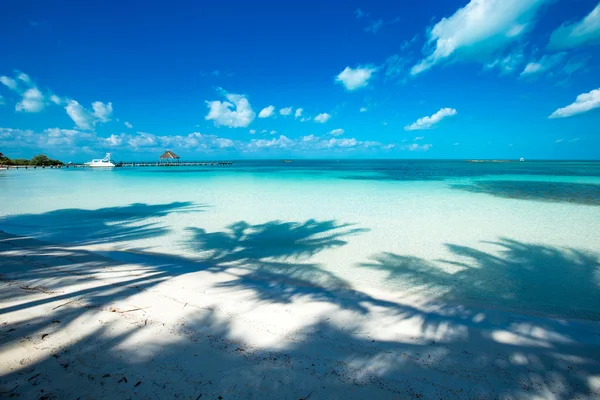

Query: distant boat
[[520, 157, 525, 162], [85, 153, 115, 168]]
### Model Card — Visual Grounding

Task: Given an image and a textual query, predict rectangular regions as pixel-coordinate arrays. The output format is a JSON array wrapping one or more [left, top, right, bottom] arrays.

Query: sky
[[1, 0, 599, 161]]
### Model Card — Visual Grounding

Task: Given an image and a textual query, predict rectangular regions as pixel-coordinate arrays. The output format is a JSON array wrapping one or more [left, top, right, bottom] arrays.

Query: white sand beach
[[1, 230, 600, 399]]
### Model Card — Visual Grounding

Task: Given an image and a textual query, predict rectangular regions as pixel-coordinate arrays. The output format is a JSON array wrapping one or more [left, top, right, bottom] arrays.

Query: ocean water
[[1, 160, 600, 321]]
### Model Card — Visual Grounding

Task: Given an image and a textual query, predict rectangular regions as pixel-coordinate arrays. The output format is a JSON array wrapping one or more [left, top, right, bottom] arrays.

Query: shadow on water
[[451, 180, 600, 205], [1, 203, 600, 398], [0, 202, 203, 245]]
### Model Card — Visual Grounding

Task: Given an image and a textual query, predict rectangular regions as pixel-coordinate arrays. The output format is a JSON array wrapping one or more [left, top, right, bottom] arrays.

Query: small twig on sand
[[120, 307, 150, 313], [299, 390, 313, 400], [52, 298, 79, 310]]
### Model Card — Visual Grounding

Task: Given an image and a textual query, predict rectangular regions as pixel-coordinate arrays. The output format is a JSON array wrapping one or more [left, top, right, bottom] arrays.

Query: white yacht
[[85, 153, 115, 168]]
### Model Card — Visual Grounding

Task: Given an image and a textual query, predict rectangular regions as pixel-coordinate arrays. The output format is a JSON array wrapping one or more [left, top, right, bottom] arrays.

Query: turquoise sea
[[1, 160, 600, 321]]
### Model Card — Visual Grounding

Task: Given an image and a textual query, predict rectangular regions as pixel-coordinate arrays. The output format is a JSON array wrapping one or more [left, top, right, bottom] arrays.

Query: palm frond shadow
[[1, 203, 600, 398]]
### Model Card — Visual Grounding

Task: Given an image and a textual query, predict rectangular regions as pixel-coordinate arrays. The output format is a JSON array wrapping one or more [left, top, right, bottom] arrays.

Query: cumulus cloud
[[258, 105, 275, 118], [548, 3, 600, 50], [414, 136, 424, 141], [125, 121, 133, 128], [205, 90, 255, 127], [249, 129, 256, 134], [16, 87, 45, 112], [1, 71, 113, 127], [295, 108, 303, 118], [520, 52, 567, 77], [0, 126, 400, 156], [65, 101, 94, 130], [548, 88, 600, 118], [279, 107, 292, 116], [93, 101, 113, 122], [328, 128, 344, 136], [404, 108, 457, 131], [359, 107, 367, 112], [65, 100, 113, 130], [411, 0, 548, 75], [1, 72, 48, 112], [314, 113, 332, 123], [335, 66, 377, 91]]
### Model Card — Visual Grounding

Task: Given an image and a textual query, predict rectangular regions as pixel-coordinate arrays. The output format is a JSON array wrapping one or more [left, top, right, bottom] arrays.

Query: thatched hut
[[159, 150, 180, 164]]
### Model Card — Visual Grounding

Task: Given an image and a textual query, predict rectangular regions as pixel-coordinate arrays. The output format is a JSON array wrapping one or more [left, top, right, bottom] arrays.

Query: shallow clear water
[[1, 160, 600, 321]]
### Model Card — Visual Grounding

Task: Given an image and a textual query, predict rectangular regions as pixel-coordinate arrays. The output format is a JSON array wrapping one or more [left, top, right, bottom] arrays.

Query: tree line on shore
[[0, 152, 64, 166]]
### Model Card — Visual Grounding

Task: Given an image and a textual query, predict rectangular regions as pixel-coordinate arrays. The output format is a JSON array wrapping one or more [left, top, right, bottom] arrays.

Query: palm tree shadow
[[0, 202, 204, 245], [361, 238, 600, 320]]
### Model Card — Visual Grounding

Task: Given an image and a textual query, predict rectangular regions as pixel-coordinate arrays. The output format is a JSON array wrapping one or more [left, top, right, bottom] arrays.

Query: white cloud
[[555, 139, 564, 143], [279, 107, 292, 116], [405, 143, 433, 151], [64, 100, 113, 130], [15, 87, 45, 112], [258, 105, 275, 118], [0, 76, 17, 90], [355, 8, 365, 19], [359, 107, 367, 112], [205, 90, 255, 128], [49, 94, 62, 105], [328, 128, 344, 136], [520, 52, 567, 77], [1, 73, 49, 112], [92, 101, 113, 122], [411, 0, 548, 75], [314, 113, 332, 123], [249, 129, 256, 134], [484, 48, 525, 74], [65, 100, 95, 130], [247, 135, 294, 150], [365, 19, 383, 34], [562, 55, 589, 76], [270, 130, 277, 135], [0, 125, 398, 156], [548, 88, 600, 119], [404, 108, 457, 131], [335, 66, 377, 91], [295, 108, 303, 118], [548, 3, 600, 50], [414, 136, 424, 141], [384, 54, 409, 81], [125, 121, 133, 129]]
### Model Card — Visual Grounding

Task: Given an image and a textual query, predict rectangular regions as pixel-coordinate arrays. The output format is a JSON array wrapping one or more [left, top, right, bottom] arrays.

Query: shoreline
[[1, 231, 599, 399]]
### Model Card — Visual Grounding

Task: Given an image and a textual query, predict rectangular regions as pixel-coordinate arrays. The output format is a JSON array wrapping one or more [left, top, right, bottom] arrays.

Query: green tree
[[29, 154, 64, 166]]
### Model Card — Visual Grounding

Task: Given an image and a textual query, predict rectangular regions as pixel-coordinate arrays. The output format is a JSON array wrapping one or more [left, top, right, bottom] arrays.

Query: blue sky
[[1, 0, 599, 161]]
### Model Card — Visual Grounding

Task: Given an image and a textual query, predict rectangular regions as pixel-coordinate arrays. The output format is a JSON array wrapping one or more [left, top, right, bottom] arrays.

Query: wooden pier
[[1, 161, 233, 170]]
